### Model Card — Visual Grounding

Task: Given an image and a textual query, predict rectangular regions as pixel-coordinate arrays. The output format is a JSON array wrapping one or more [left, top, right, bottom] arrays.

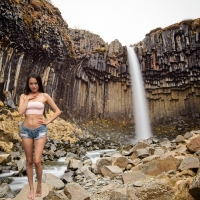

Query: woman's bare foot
[[35, 184, 42, 197], [27, 190, 34, 200]]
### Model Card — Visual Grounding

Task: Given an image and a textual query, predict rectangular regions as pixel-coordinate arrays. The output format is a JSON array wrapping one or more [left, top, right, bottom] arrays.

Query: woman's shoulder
[[20, 93, 26, 98], [19, 93, 27, 101], [43, 93, 51, 98]]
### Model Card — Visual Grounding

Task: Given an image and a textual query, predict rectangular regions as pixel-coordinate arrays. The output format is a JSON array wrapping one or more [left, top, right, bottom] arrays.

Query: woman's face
[[29, 77, 39, 93]]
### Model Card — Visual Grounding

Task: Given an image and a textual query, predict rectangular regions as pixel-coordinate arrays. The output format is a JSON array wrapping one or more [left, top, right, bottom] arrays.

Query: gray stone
[[64, 182, 90, 200], [122, 171, 146, 184], [178, 156, 200, 170], [101, 165, 123, 179], [69, 159, 83, 170], [184, 132, 193, 139], [42, 173, 65, 189], [159, 138, 171, 148], [136, 148, 150, 158], [175, 135, 185, 143]]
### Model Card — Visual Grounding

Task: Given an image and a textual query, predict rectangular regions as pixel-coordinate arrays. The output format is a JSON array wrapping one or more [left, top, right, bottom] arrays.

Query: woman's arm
[[38, 93, 61, 125]]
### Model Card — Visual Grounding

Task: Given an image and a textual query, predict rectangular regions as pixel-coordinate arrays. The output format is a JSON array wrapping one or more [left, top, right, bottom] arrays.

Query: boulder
[[122, 171, 146, 184], [189, 168, 200, 199], [178, 156, 200, 170], [42, 173, 65, 190], [186, 135, 200, 152], [101, 165, 123, 179], [14, 182, 52, 200], [64, 183, 90, 200], [140, 156, 180, 176]]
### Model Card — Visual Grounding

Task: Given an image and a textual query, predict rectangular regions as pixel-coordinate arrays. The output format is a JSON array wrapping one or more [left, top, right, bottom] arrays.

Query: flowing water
[[127, 46, 152, 140], [0, 150, 116, 193], [0, 160, 67, 192], [85, 149, 116, 163]]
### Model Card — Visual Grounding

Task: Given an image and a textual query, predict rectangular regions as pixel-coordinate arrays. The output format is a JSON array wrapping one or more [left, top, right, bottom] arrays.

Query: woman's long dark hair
[[25, 73, 46, 117], [25, 73, 44, 95]]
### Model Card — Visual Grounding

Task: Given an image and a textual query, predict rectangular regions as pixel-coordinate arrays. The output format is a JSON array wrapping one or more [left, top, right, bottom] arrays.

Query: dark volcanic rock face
[[1, 0, 200, 136], [134, 19, 200, 127], [0, 0, 74, 105], [0, 0, 133, 124]]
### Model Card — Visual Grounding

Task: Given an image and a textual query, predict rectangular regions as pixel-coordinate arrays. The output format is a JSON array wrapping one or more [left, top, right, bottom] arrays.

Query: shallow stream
[[0, 149, 116, 192]]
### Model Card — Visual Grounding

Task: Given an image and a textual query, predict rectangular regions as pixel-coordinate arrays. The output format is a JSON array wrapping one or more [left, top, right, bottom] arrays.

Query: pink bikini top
[[25, 93, 44, 115]]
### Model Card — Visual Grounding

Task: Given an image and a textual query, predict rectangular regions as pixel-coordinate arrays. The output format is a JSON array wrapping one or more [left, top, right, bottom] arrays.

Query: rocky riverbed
[[0, 102, 200, 200]]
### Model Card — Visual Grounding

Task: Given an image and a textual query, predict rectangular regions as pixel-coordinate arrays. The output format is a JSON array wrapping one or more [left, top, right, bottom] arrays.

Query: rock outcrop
[[135, 19, 200, 125], [1, 0, 200, 134]]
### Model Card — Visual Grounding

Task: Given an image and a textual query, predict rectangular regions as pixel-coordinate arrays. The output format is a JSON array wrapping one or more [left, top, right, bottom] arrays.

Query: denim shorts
[[20, 125, 47, 140]]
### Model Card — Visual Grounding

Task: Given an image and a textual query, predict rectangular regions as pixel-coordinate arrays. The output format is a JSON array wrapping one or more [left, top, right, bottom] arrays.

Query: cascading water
[[127, 46, 152, 140]]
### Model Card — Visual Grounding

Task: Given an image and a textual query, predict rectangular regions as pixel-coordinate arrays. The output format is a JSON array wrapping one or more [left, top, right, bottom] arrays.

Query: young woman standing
[[18, 73, 61, 200]]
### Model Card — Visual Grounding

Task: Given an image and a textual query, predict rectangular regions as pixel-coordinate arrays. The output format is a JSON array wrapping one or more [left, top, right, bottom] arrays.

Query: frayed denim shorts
[[20, 125, 47, 140]]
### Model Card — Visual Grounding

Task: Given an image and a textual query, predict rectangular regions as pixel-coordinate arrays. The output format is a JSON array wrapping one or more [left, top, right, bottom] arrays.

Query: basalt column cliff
[[0, 0, 133, 123], [1, 0, 200, 129], [135, 20, 200, 126]]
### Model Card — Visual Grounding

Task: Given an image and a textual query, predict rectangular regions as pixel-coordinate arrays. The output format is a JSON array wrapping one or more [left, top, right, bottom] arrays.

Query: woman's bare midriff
[[23, 114, 43, 129]]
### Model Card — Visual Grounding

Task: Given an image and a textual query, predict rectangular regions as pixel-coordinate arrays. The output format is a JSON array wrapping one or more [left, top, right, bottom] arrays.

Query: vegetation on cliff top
[[147, 18, 200, 35], [2, 0, 75, 58]]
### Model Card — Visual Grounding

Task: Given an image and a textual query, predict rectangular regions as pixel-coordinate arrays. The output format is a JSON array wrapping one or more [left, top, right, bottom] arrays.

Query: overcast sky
[[50, 0, 200, 46]]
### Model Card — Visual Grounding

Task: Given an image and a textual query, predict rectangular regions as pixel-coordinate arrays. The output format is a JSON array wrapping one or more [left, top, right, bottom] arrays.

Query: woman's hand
[[38, 117, 49, 125], [27, 93, 38, 101]]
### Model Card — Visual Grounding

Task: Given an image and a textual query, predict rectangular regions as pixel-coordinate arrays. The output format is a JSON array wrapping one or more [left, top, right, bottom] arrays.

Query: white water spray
[[127, 46, 152, 140]]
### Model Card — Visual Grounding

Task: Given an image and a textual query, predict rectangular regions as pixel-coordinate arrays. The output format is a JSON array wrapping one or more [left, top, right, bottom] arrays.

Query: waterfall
[[127, 46, 152, 140]]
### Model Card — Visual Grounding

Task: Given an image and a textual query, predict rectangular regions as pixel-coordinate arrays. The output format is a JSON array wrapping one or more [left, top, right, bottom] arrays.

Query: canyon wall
[[0, 0, 133, 123], [134, 20, 200, 124], [1, 0, 200, 128]]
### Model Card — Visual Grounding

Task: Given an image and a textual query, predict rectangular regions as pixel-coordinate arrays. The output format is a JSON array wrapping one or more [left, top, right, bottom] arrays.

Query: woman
[[18, 73, 61, 200]]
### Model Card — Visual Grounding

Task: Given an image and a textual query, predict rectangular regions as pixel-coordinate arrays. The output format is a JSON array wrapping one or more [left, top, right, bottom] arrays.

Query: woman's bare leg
[[22, 138, 34, 200], [34, 136, 47, 197]]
